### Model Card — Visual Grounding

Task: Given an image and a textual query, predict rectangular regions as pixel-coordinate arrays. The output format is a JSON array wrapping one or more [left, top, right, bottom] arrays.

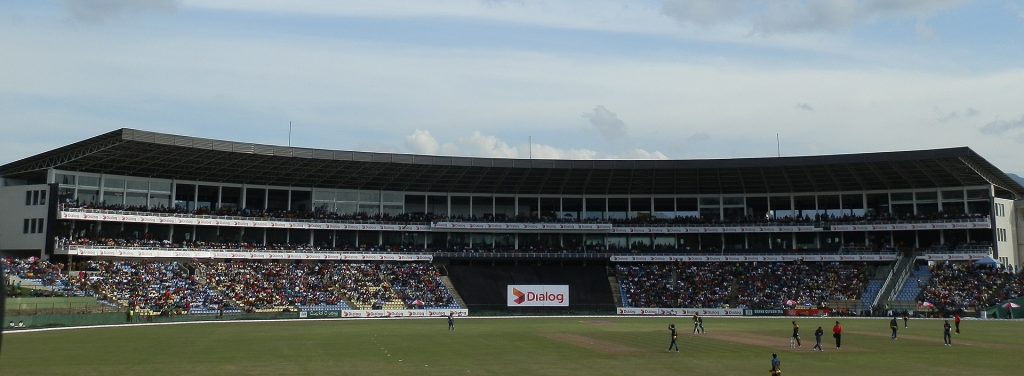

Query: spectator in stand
[[919, 262, 1024, 314], [617, 261, 869, 310]]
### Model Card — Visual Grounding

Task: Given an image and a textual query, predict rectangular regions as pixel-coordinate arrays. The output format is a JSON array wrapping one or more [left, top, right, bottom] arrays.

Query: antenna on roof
[[776, 133, 781, 157], [288, 121, 293, 147], [529, 136, 533, 159]]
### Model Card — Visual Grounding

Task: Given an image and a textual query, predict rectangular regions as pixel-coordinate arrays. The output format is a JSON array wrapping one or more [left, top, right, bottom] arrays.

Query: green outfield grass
[[2, 317, 1020, 375]]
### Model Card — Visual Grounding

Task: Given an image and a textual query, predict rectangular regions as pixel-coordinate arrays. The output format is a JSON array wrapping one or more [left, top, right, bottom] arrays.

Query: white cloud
[[618, 149, 669, 159], [980, 115, 1024, 135], [400, 130, 666, 159], [937, 107, 980, 122], [659, 0, 969, 35], [458, 131, 520, 158], [660, 0, 745, 27], [404, 129, 441, 154], [582, 105, 628, 141], [527, 143, 599, 159], [65, 0, 179, 23]]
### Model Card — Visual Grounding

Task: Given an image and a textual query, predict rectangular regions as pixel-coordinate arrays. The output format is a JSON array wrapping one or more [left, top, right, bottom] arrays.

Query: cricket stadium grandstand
[[2, 128, 1023, 323]]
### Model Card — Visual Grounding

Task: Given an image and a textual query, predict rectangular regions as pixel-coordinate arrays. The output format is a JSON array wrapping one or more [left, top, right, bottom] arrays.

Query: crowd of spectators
[[77, 260, 226, 314], [3, 257, 459, 313], [919, 262, 1024, 313], [617, 263, 738, 308], [617, 261, 870, 309], [735, 262, 869, 309], [61, 200, 987, 226], [200, 261, 347, 309], [1, 257, 78, 295]]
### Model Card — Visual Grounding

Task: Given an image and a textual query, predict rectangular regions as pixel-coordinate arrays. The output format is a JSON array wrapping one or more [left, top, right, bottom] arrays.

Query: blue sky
[[2, 0, 1023, 173]]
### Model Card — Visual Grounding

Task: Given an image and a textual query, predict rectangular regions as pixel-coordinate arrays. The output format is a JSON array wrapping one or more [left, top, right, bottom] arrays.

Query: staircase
[[608, 276, 623, 307], [858, 263, 891, 311], [875, 254, 914, 309], [439, 276, 467, 309]]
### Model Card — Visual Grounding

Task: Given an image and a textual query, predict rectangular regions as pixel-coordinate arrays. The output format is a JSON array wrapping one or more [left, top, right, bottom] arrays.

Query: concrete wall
[[0, 184, 50, 254], [1015, 199, 1024, 271], [993, 198, 1017, 269]]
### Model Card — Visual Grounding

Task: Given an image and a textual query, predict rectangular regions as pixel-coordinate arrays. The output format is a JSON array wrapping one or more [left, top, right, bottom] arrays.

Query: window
[[126, 180, 149, 190], [39, 190, 46, 205], [78, 176, 99, 187], [56, 173, 75, 185], [30, 219, 37, 234], [32, 190, 40, 205], [23, 219, 30, 234], [25, 191, 31, 205]]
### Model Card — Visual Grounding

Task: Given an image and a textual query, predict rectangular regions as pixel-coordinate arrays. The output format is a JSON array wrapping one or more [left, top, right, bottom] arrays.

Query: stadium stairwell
[[858, 264, 891, 312], [438, 276, 466, 309], [876, 255, 915, 308], [607, 276, 622, 307]]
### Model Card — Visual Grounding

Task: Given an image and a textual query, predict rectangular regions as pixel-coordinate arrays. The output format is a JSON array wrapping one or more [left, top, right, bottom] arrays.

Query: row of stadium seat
[[3, 258, 461, 313], [616, 262, 870, 309]]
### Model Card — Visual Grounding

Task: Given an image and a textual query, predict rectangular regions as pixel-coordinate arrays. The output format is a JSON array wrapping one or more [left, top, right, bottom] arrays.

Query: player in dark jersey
[[812, 326, 824, 352], [448, 312, 455, 331], [693, 314, 701, 334], [697, 315, 705, 334], [668, 324, 680, 352], [790, 321, 801, 348], [943, 320, 952, 346], [890, 316, 899, 340]]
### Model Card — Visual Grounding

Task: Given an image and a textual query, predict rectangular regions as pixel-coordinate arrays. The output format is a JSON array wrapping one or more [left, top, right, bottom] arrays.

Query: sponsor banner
[[508, 285, 569, 307], [336, 309, 468, 318], [59, 211, 432, 232], [60, 247, 432, 261], [609, 225, 818, 234], [610, 254, 897, 262], [300, 310, 341, 319], [785, 308, 832, 316], [918, 253, 990, 261], [60, 210, 992, 234], [432, 222, 611, 232], [617, 307, 745, 316], [744, 309, 785, 316], [832, 221, 989, 231]]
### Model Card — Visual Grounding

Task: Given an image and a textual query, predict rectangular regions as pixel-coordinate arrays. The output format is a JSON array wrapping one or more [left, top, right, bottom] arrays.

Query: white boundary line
[[5, 315, 1018, 335]]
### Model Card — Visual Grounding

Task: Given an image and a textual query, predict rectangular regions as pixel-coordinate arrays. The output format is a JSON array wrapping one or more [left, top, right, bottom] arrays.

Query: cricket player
[[668, 324, 680, 352], [770, 353, 782, 376], [790, 321, 801, 348], [812, 326, 824, 352], [943, 320, 952, 346]]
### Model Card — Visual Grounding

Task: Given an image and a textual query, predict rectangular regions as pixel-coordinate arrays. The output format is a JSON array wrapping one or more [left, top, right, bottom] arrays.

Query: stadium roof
[[2, 128, 1023, 197]]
